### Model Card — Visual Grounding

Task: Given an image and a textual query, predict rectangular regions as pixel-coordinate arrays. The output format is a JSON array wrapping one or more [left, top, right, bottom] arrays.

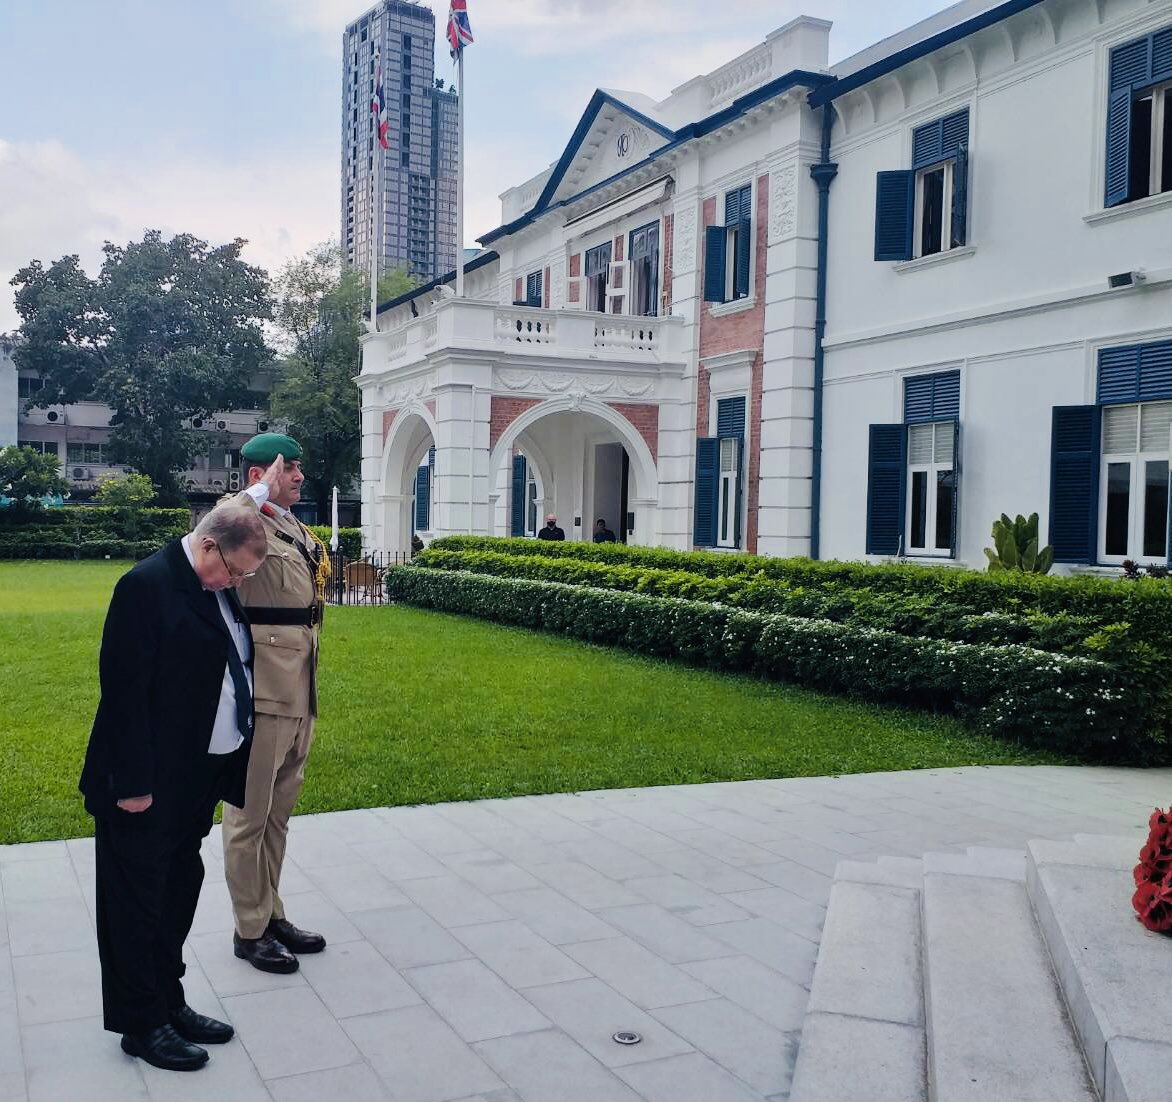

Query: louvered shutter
[[866, 425, 907, 556], [414, 463, 430, 531], [717, 396, 746, 438], [703, 225, 728, 302], [952, 144, 969, 247], [1049, 406, 1100, 563], [904, 371, 960, 423], [510, 454, 527, 537], [874, 171, 915, 261], [1104, 88, 1134, 208], [693, 438, 720, 547], [734, 219, 751, 298]]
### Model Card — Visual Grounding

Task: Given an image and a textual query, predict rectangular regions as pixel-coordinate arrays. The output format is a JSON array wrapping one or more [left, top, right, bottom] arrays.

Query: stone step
[[921, 848, 1025, 881], [789, 878, 925, 1102], [834, 857, 922, 890], [1028, 836, 1172, 1102], [922, 871, 1097, 1102]]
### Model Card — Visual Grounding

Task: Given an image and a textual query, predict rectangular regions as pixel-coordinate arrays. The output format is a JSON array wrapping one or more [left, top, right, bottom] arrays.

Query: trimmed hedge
[[0, 506, 190, 536], [0, 538, 161, 560], [307, 526, 362, 560], [386, 566, 1154, 762], [429, 536, 1172, 646], [415, 548, 1102, 655], [0, 506, 191, 559]]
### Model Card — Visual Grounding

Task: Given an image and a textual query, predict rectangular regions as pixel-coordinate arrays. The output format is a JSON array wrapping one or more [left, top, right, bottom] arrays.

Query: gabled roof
[[531, 91, 676, 215], [376, 249, 499, 315], [479, 70, 830, 246]]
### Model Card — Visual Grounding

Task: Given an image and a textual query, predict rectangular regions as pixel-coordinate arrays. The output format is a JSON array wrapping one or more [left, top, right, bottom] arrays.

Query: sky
[[0, 0, 963, 333]]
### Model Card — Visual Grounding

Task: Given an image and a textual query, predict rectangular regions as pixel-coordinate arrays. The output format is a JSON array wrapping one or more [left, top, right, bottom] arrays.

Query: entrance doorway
[[591, 443, 629, 544]]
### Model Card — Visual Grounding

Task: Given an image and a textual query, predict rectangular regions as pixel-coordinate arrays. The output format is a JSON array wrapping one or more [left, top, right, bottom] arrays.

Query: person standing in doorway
[[537, 514, 565, 541], [592, 519, 616, 543], [222, 433, 331, 974]]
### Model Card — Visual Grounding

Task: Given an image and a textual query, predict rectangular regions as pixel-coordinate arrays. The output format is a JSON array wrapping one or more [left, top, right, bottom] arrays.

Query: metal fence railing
[[325, 550, 411, 607]]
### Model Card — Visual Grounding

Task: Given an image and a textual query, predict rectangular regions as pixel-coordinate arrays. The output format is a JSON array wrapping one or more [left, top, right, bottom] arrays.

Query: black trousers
[[93, 750, 238, 1035]]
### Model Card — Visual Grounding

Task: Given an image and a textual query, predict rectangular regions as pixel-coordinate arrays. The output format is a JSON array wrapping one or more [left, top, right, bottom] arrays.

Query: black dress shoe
[[267, 917, 327, 955], [170, 1004, 234, 1044], [121, 1023, 209, 1072], [234, 931, 299, 974]]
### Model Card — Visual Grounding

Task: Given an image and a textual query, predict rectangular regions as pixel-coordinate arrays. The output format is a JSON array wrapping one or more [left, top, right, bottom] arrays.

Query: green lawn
[[0, 560, 1065, 843]]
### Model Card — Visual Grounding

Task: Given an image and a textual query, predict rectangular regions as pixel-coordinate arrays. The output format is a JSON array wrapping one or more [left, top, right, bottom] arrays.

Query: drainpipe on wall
[[808, 104, 838, 561]]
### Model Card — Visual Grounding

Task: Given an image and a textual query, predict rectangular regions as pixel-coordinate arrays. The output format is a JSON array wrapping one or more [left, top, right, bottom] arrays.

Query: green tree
[[0, 445, 69, 513], [11, 231, 272, 504], [268, 242, 417, 514], [95, 471, 155, 508]]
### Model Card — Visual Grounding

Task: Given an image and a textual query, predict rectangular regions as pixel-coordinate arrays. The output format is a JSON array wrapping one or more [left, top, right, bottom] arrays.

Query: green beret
[[240, 432, 303, 466]]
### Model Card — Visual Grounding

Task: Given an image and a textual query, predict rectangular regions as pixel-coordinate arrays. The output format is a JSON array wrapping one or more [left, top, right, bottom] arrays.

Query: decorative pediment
[[534, 92, 674, 213]]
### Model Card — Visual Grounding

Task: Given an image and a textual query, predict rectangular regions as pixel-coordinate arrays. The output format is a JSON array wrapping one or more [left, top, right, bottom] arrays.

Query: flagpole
[[369, 47, 381, 332], [455, 46, 465, 299]]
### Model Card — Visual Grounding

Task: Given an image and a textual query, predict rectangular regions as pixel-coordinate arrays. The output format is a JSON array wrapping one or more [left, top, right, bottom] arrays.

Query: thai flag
[[447, 0, 473, 60], [371, 47, 389, 149]]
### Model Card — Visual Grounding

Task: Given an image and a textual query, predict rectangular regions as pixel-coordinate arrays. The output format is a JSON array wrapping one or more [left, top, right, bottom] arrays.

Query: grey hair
[[192, 502, 267, 557]]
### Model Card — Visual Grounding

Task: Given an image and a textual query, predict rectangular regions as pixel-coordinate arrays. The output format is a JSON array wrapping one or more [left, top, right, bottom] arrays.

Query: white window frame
[[717, 436, 740, 549], [905, 421, 955, 557], [525, 468, 538, 538], [1097, 401, 1171, 564], [914, 159, 954, 259], [1144, 80, 1172, 198]]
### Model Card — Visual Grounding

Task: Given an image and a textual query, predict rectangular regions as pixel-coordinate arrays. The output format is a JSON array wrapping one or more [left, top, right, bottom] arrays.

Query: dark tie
[[211, 591, 253, 744]]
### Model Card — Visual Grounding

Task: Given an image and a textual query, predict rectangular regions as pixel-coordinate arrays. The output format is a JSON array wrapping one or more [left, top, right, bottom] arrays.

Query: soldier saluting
[[225, 432, 331, 973]]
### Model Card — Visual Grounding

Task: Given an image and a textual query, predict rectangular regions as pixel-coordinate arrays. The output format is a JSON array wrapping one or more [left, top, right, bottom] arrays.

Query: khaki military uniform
[[222, 498, 325, 939]]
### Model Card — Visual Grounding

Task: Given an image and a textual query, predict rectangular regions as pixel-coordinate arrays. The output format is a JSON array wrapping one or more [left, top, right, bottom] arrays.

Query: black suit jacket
[[79, 539, 253, 820]]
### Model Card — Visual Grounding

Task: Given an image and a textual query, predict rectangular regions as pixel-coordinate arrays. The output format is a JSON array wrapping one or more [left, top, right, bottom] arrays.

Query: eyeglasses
[[213, 542, 257, 582]]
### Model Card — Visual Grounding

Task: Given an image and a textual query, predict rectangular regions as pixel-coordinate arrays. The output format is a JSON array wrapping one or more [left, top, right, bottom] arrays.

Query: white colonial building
[[359, 0, 1172, 571]]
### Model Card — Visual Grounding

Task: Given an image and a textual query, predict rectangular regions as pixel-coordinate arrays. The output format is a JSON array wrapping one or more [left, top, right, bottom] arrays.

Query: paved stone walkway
[[1, 765, 1167, 1102]]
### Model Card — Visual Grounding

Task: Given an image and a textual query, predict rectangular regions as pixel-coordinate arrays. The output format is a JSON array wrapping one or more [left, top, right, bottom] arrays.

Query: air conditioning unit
[[190, 417, 205, 429], [216, 419, 229, 431], [45, 409, 65, 424], [212, 479, 225, 489], [257, 419, 269, 432], [71, 467, 89, 480], [228, 471, 241, 490]]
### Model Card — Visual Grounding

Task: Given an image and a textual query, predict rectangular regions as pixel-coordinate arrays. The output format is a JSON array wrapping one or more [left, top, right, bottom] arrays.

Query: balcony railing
[[366, 298, 686, 375]]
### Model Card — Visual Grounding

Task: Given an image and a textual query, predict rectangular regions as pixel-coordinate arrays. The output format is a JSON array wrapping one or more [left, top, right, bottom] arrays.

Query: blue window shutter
[[1104, 88, 1134, 208], [1097, 345, 1140, 403], [415, 464, 430, 531], [874, 171, 915, 262], [912, 118, 942, 168], [1154, 28, 1172, 83], [525, 271, 542, 308], [904, 371, 959, 423], [734, 220, 751, 298], [724, 184, 750, 227], [510, 455, 527, 537], [1049, 406, 1100, 564], [866, 424, 906, 556], [693, 437, 720, 547], [952, 144, 969, 247], [1110, 35, 1151, 92], [940, 110, 969, 160], [904, 376, 934, 423], [1139, 341, 1172, 401], [717, 396, 746, 438], [703, 225, 728, 302]]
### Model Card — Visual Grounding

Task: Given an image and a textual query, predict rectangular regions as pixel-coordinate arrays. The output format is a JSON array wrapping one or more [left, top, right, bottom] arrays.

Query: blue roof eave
[[808, 0, 1047, 107], [375, 249, 500, 315]]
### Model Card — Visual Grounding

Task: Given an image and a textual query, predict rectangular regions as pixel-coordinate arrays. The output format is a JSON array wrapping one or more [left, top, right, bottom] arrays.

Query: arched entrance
[[489, 397, 658, 544], [378, 405, 437, 555]]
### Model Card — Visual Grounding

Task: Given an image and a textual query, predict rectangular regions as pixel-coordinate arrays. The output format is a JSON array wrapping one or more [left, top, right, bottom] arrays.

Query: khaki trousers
[[222, 711, 314, 939]]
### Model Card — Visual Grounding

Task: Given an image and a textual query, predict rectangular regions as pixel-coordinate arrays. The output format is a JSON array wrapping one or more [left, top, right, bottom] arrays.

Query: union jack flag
[[371, 46, 389, 149], [446, 0, 473, 60]]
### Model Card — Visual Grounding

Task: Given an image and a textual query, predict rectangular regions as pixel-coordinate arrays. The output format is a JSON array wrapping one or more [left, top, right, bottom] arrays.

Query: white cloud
[[0, 139, 337, 332]]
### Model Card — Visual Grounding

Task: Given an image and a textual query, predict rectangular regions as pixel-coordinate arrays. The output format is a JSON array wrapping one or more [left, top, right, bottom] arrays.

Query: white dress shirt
[[181, 534, 252, 754]]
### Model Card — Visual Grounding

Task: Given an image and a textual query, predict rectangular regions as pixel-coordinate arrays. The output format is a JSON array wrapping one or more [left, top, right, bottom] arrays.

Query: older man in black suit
[[79, 487, 273, 1072]]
